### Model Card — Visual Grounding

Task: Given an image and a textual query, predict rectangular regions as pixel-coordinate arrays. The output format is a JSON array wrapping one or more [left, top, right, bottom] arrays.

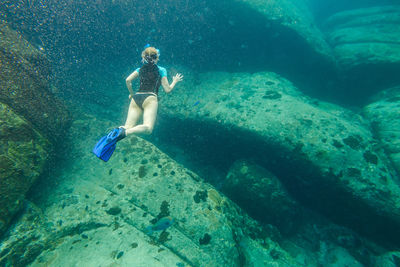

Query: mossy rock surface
[[0, 21, 70, 143], [224, 160, 300, 234], [233, 0, 333, 61], [324, 6, 400, 68], [0, 102, 50, 235], [0, 116, 301, 267], [159, 71, 400, 245], [323, 6, 400, 96], [364, 86, 400, 176]]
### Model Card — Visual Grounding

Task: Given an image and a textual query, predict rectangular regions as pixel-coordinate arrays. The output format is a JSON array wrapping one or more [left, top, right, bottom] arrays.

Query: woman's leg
[[123, 99, 142, 129], [125, 96, 158, 135]]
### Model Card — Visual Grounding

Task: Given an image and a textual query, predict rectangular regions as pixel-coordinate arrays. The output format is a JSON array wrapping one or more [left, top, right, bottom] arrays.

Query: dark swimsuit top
[[138, 63, 162, 95]]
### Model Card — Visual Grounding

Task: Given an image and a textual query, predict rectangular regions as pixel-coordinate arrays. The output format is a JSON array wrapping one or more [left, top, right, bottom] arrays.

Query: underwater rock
[[0, 102, 50, 236], [159, 71, 400, 246], [325, 6, 400, 68], [223, 160, 300, 234], [364, 86, 400, 176], [0, 116, 384, 266], [0, 21, 70, 236], [323, 6, 400, 97], [0, 21, 70, 143], [373, 251, 400, 267], [0, 117, 303, 267], [232, 0, 333, 64]]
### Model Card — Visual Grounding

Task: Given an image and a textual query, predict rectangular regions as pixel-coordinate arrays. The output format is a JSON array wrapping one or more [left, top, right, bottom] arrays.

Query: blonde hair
[[141, 47, 159, 63]]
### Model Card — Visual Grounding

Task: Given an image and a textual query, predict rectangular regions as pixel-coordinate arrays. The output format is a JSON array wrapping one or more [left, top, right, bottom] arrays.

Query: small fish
[[193, 100, 200, 106], [145, 216, 174, 234]]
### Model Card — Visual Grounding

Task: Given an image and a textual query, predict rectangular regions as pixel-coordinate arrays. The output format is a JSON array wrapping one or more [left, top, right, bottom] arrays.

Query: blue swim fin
[[92, 128, 125, 162]]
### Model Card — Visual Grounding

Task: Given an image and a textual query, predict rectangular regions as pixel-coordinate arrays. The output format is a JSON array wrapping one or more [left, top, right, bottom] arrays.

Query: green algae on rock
[[223, 160, 300, 234], [159, 71, 400, 246], [0, 21, 70, 143], [364, 85, 400, 176], [0, 21, 70, 236], [0, 116, 303, 267], [232, 0, 333, 63], [324, 6, 400, 69], [323, 6, 400, 96], [0, 102, 50, 236]]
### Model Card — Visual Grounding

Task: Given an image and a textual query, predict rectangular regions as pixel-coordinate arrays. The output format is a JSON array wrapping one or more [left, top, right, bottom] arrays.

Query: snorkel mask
[[143, 44, 160, 63]]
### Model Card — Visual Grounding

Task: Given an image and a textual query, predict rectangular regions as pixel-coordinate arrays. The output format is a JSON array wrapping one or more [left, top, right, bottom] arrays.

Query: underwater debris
[[263, 90, 282, 100], [159, 200, 170, 218], [199, 233, 211, 245], [116, 251, 124, 259], [113, 221, 120, 230], [193, 190, 208, 203], [332, 139, 344, 148], [343, 135, 364, 150], [347, 168, 361, 177], [363, 151, 378, 165], [265, 81, 275, 85], [158, 231, 171, 244], [138, 165, 147, 178], [270, 249, 280, 260], [106, 206, 121, 216]]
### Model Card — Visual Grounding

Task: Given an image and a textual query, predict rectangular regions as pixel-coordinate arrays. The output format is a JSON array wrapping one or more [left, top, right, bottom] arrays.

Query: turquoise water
[[1, 1, 400, 266]]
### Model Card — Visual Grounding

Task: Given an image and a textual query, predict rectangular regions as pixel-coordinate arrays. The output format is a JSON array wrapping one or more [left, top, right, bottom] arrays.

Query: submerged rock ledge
[[0, 22, 70, 236], [2, 115, 390, 266], [364, 86, 400, 178], [159, 71, 400, 246], [233, 0, 333, 62], [0, 22, 70, 143], [0, 116, 302, 267], [323, 6, 400, 99]]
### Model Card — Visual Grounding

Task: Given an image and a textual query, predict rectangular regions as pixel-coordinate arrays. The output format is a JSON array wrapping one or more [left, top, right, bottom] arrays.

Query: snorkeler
[[93, 45, 183, 161]]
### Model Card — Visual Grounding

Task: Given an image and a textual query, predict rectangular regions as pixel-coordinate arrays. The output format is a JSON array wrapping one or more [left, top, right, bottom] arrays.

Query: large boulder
[[364, 86, 400, 176], [222, 160, 394, 265], [223, 160, 301, 234], [0, 21, 70, 142], [0, 116, 301, 267], [232, 0, 333, 61], [0, 103, 50, 235], [157, 71, 400, 246], [323, 6, 400, 100], [0, 22, 70, 235], [1, 115, 382, 266], [214, 0, 336, 92]]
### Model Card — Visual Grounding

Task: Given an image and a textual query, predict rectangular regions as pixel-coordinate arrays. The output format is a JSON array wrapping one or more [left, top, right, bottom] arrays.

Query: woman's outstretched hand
[[173, 73, 183, 83]]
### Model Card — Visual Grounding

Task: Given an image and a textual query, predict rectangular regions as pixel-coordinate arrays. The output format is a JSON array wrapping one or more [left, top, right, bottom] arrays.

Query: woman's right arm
[[126, 70, 139, 97], [161, 73, 183, 93]]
